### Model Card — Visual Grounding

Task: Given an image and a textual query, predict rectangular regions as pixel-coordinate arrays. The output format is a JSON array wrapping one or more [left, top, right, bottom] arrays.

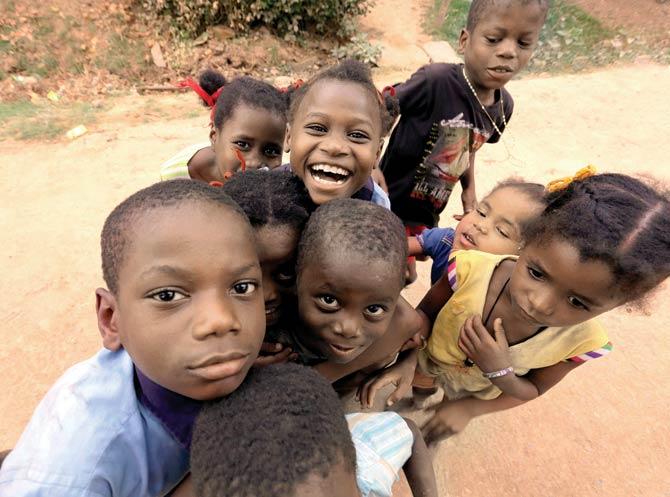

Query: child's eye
[[527, 266, 544, 280], [568, 296, 588, 310], [518, 39, 533, 48], [496, 227, 510, 238], [148, 289, 187, 302], [264, 145, 282, 158], [485, 36, 499, 44], [364, 304, 386, 317], [231, 282, 258, 295], [275, 271, 296, 287], [349, 131, 370, 141], [318, 295, 339, 309], [306, 124, 327, 134], [233, 141, 251, 151], [476, 209, 486, 217]]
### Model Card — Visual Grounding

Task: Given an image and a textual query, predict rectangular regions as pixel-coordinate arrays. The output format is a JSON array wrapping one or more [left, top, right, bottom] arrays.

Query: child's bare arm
[[417, 270, 455, 325], [358, 349, 418, 409], [403, 418, 438, 497], [408, 236, 425, 257], [422, 361, 583, 444], [458, 153, 477, 217], [315, 297, 421, 383]]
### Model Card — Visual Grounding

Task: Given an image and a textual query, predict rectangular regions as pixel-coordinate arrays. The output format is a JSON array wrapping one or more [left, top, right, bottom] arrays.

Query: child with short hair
[[222, 169, 314, 364], [272, 198, 422, 383], [0, 180, 267, 496], [160, 70, 289, 183], [363, 171, 670, 444], [410, 179, 546, 284], [190, 363, 437, 497], [284, 59, 399, 207], [379, 0, 548, 239]]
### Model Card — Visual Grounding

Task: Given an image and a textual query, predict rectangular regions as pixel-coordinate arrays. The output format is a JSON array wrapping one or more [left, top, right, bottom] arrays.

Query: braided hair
[[524, 173, 670, 299]]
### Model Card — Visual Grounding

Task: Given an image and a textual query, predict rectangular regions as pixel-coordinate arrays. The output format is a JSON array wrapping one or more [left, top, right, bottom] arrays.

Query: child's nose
[[244, 151, 267, 170], [333, 316, 361, 339], [529, 289, 554, 317], [496, 38, 518, 60], [191, 292, 241, 340], [262, 274, 279, 306], [474, 220, 488, 234], [319, 134, 348, 156]]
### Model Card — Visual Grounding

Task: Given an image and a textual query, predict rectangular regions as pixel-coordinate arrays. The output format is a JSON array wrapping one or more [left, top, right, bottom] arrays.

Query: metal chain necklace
[[462, 66, 507, 137]]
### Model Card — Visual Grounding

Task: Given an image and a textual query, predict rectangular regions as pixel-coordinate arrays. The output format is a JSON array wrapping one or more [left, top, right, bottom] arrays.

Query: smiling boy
[[0, 180, 266, 497], [379, 0, 548, 247]]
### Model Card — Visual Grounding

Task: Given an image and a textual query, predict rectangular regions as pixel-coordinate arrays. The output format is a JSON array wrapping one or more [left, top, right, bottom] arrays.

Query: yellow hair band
[[546, 165, 597, 193]]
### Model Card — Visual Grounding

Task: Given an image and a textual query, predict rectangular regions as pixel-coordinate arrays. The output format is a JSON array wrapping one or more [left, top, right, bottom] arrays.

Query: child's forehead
[[475, 0, 546, 29], [302, 248, 400, 282], [125, 202, 250, 255]]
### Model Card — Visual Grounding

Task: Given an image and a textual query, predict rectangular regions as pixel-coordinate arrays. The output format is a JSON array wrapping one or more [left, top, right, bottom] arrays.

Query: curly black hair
[[297, 198, 408, 288], [100, 179, 250, 294], [199, 69, 290, 131], [221, 170, 315, 230], [466, 0, 549, 31], [191, 363, 356, 497], [525, 173, 670, 299], [289, 58, 399, 136]]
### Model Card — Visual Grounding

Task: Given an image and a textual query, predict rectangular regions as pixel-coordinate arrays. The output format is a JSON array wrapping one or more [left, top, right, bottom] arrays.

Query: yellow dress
[[418, 250, 611, 400]]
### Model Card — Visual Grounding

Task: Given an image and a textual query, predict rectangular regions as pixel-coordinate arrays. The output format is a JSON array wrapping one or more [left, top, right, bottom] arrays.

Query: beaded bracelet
[[482, 366, 514, 379]]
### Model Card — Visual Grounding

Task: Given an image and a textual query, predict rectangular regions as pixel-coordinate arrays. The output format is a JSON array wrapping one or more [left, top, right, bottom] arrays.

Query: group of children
[[3, 0, 670, 496]]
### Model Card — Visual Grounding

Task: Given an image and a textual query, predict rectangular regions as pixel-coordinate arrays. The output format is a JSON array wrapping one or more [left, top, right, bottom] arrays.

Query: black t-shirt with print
[[379, 63, 514, 227]]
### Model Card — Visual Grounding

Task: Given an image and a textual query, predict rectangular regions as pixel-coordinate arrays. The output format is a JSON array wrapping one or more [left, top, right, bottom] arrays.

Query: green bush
[[331, 34, 382, 66], [139, 0, 373, 40]]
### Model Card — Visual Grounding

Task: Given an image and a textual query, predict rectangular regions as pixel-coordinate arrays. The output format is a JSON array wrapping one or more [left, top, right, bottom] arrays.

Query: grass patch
[[0, 101, 103, 141], [427, 0, 653, 73]]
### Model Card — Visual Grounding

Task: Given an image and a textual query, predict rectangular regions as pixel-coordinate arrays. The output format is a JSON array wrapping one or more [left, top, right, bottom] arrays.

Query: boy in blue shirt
[[0, 180, 267, 496]]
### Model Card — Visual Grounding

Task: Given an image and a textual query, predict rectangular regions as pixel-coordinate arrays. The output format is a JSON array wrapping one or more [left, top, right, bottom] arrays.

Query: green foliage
[[137, 0, 373, 40], [0, 101, 101, 141], [331, 34, 382, 67]]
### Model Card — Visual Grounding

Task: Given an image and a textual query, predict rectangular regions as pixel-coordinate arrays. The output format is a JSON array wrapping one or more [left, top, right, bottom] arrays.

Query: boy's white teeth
[[309, 164, 351, 184], [311, 164, 350, 176]]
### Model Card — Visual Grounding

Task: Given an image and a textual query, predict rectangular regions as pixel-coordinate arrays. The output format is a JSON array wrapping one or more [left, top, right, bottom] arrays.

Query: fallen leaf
[[151, 42, 166, 68]]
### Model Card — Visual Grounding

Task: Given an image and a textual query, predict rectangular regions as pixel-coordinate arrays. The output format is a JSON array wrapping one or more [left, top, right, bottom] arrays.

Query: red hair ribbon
[[279, 79, 305, 93], [381, 85, 396, 97], [377, 85, 396, 103], [178, 78, 224, 127], [234, 149, 247, 172], [209, 181, 224, 188], [178, 78, 214, 107]]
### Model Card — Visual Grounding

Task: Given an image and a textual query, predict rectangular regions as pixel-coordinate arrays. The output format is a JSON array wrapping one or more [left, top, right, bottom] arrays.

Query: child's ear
[[96, 288, 122, 351], [209, 126, 218, 146], [376, 138, 385, 161], [458, 28, 469, 54], [284, 123, 291, 153]]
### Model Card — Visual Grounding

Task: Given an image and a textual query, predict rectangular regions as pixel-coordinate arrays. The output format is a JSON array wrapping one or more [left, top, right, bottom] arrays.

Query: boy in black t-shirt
[[379, 0, 548, 239]]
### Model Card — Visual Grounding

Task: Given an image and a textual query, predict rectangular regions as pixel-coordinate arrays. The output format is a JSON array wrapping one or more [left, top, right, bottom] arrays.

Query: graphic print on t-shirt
[[410, 113, 489, 210]]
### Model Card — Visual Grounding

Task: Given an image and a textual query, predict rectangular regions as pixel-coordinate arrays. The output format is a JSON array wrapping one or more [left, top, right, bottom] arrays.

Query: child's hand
[[254, 342, 297, 367], [458, 316, 511, 374], [460, 183, 476, 216], [400, 330, 427, 352], [422, 399, 475, 444], [357, 351, 417, 409]]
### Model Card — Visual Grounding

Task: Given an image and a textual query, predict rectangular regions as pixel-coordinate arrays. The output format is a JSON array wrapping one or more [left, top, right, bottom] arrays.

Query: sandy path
[[2, 0, 670, 493]]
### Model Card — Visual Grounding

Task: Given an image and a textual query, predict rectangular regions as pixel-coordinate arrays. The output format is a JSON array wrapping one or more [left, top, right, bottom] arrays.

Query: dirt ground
[[2, 0, 670, 496]]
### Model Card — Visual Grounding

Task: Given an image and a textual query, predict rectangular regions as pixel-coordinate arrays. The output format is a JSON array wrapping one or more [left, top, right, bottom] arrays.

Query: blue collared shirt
[[0, 349, 189, 497]]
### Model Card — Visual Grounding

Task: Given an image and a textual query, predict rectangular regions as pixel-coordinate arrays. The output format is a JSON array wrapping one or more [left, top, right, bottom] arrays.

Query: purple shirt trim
[[135, 368, 202, 449]]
